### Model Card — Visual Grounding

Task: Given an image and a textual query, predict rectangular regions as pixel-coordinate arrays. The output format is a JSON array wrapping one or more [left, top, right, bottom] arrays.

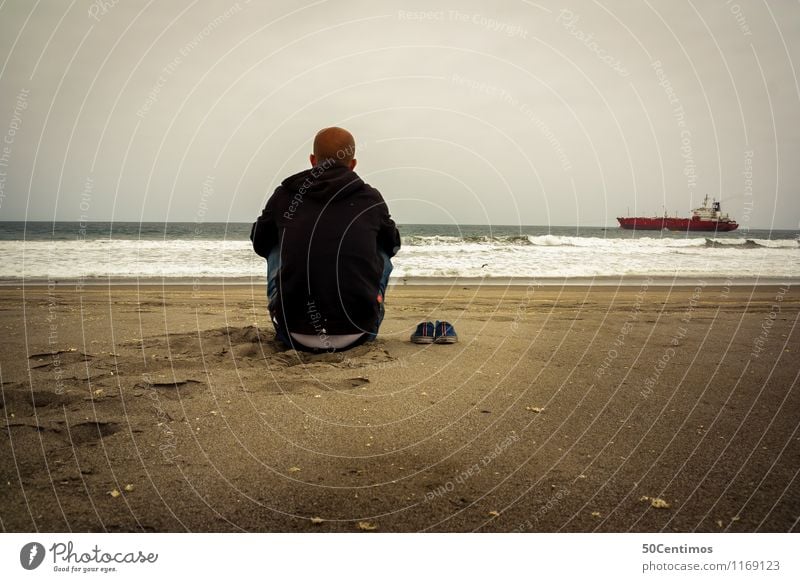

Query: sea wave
[[400, 234, 799, 249], [703, 238, 800, 249], [1, 237, 797, 280], [402, 234, 533, 246]]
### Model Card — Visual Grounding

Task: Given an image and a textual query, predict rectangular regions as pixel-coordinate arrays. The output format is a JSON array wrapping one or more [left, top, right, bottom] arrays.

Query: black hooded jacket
[[250, 162, 400, 335]]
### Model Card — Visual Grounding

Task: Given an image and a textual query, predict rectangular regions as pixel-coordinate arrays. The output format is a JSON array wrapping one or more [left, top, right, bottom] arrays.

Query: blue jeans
[[266, 247, 393, 349]]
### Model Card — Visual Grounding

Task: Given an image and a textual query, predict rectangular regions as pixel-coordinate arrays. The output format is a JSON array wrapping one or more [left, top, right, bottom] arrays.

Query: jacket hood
[[281, 163, 364, 201]]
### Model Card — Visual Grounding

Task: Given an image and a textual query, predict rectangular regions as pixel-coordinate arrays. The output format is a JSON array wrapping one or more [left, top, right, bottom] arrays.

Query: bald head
[[311, 127, 357, 169]]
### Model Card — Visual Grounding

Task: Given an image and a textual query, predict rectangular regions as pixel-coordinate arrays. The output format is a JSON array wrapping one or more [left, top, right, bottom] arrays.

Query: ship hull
[[616, 217, 665, 230], [663, 218, 739, 232], [617, 217, 739, 232]]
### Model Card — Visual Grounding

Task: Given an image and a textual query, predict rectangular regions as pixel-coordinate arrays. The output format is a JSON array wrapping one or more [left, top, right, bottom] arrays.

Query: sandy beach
[[1, 282, 797, 532]]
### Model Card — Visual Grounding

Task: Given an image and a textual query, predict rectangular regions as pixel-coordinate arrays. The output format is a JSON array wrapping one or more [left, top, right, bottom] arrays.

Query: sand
[[0, 282, 798, 532]]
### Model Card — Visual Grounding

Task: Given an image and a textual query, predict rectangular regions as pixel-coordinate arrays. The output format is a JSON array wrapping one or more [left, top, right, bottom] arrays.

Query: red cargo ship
[[617, 195, 739, 232]]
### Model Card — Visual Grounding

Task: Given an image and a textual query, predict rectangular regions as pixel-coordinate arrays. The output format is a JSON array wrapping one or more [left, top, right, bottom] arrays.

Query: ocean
[[1, 222, 798, 283]]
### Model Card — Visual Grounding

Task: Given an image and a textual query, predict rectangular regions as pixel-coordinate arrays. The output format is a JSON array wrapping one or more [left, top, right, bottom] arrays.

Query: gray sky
[[0, 0, 798, 229]]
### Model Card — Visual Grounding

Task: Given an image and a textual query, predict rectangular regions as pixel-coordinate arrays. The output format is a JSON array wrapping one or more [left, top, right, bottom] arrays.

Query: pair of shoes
[[410, 321, 458, 344]]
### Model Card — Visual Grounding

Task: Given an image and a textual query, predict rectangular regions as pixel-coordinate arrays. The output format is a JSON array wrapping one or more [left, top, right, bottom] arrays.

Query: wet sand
[[1, 282, 798, 532]]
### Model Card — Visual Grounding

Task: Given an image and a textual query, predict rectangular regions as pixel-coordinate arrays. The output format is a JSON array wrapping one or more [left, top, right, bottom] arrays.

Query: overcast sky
[[0, 0, 798, 229]]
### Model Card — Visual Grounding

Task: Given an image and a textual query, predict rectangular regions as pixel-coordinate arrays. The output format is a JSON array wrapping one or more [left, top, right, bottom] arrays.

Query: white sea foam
[[401, 234, 799, 249], [1, 236, 797, 281]]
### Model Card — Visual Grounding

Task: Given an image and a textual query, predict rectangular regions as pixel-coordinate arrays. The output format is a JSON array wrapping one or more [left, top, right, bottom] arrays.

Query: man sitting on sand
[[250, 127, 401, 352]]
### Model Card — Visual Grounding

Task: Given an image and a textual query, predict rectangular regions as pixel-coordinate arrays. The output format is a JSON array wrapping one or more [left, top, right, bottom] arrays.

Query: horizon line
[[0, 220, 796, 231]]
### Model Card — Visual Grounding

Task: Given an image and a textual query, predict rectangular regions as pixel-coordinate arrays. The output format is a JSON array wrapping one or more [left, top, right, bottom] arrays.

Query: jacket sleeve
[[376, 196, 401, 258], [250, 190, 280, 259]]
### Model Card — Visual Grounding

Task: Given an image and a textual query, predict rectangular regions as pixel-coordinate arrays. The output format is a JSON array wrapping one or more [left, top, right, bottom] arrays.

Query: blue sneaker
[[434, 321, 458, 344], [410, 321, 436, 344]]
